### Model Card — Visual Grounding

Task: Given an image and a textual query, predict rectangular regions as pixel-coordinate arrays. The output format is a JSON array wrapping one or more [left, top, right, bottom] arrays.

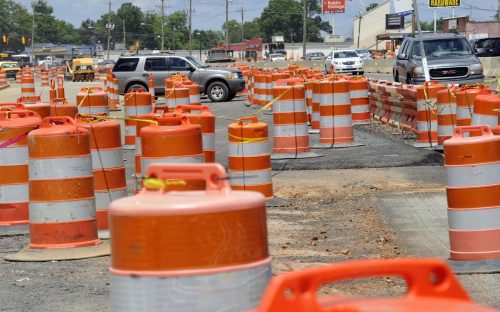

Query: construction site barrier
[[0, 109, 41, 233], [255, 258, 495, 311], [123, 90, 153, 150], [17, 96, 50, 119], [471, 89, 500, 127], [77, 87, 109, 116], [444, 126, 500, 261], [109, 163, 271, 312]]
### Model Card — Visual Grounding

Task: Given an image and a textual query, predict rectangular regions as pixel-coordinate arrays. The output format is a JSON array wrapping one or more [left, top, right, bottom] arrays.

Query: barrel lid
[[29, 116, 88, 136], [141, 121, 201, 135], [444, 126, 499, 147], [0, 110, 41, 127], [110, 163, 265, 216]]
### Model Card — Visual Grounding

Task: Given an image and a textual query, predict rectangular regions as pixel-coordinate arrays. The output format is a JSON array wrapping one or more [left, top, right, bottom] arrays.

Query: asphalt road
[[0, 76, 498, 310]]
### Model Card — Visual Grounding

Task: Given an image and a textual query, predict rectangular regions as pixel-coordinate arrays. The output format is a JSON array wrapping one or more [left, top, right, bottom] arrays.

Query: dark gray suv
[[394, 33, 484, 85], [112, 55, 245, 102]]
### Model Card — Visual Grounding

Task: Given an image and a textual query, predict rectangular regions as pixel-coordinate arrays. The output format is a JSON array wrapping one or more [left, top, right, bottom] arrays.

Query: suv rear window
[[113, 58, 139, 72]]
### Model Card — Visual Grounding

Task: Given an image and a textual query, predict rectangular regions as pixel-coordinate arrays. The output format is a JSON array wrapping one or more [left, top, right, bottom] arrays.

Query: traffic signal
[[2, 35, 6, 44], [22, 36, 25, 45]]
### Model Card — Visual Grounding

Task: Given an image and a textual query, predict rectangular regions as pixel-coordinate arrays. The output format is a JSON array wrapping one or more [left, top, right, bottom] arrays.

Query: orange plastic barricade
[[5, 116, 109, 261], [0, 109, 41, 233], [444, 126, 500, 261], [17, 96, 50, 119], [472, 89, 500, 127], [271, 84, 320, 159], [174, 105, 215, 162], [255, 258, 495, 312], [76, 115, 127, 239], [109, 163, 271, 312], [228, 116, 273, 199]]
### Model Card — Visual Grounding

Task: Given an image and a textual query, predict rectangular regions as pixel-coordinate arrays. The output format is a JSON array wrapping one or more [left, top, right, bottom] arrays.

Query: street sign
[[323, 0, 345, 13], [386, 14, 405, 29], [393, 0, 413, 16], [429, 0, 460, 7]]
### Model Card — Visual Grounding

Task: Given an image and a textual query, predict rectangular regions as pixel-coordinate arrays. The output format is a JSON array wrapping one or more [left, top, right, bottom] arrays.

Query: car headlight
[[469, 63, 483, 75], [412, 66, 424, 76], [334, 61, 341, 65]]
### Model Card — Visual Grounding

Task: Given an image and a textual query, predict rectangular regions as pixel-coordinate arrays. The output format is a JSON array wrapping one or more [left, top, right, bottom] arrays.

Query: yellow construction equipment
[[66, 57, 95, 82]]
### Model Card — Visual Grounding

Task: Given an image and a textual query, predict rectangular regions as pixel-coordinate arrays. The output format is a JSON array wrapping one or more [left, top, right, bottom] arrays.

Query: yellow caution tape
[[143, 178, 187, 190], [227, 133, 267, 143], [78, 113, 158, 125]]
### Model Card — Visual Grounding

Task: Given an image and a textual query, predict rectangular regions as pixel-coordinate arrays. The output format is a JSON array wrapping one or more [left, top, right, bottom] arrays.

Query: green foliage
[[420, 18, 444, 31], [365, 3, 378, 12]]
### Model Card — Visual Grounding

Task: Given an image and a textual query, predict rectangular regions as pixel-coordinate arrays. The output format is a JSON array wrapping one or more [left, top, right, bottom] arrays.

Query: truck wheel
[[207, 81, 229, 102]]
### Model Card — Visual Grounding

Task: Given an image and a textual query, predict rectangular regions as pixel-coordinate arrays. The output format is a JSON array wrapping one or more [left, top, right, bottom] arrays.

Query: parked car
[[112, 55, 245, 102], [0, 61, 21, 78], [470, 37, 500, 57], [393, 33, 484, 85], [304, 52, 325, 60], [269, 53, 286, 62], [354, 49, 372, 60], [325, 50, 364, 75]]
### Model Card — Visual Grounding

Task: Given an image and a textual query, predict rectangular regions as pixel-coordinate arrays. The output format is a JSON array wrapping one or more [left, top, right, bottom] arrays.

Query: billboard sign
[[393, 0, 413, 16], [323, 0, 345, 13], [429, 0, 460, 7]]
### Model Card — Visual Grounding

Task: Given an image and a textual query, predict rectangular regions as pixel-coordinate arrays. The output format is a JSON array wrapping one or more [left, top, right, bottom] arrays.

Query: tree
[[0, 0, 32, 51], [365, 3, 378, 12], [115, 3, 144, 48], [420, 18, 444, 31], [223, 20, 243, 43], [165, 10, 188, 50], [259, 0, 303, 42], [243, 20, 262, 40]]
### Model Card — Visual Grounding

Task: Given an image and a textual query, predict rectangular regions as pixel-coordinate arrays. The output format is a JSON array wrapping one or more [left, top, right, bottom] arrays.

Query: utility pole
[[302, 0, 306, 57], [161, 0, 165, 51], [107, 0, 111, 59], [225, 0, 229, 49], [188, 0, 192, 55], [413, 0, 429, 82], [356, 12, 362, 48], [240, 7, 244, 42], [497, 0, 500, 20], [433, 9, 436, 33], [31, 2, 35, 63], [123, 19, 126, 50]]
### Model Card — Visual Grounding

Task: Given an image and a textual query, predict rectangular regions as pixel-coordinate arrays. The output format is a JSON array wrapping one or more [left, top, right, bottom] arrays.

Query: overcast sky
[[17, 0, 498, 38]]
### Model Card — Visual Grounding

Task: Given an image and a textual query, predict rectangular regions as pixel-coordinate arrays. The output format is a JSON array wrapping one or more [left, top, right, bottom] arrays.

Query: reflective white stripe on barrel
[[95, 189, 128, 207], [229, 141, 270, 156], [0, 184, 29, 202], [417, 100, 433, 111], [190, 95, 201, 104], [320, 116, 353, 127], [229, 170, 272, 186], [274, 100, 306, 113], [92, 149, 124, 169], [111, 260, 272, 312], [351, 105, 370, 114], [456, 107, 473, 119], [0, 146, 28, 165], [448, 207, 500, 230], [320, 93, 350, 105], [446, 163, 500, 188], [135, 138, 142, 155], [202, 134, 215, 150], [350, 90, 369, 98], [437, 104, 457, 115], [417, 121, 438, 132], [472, 114, 498, 127], [125, 106, 152, 116], [29, 156, 92, 179], [273, 124, 308, 136], [125, 126, 137, 137], [438, 125, 455, 137], [29, 198, 96, 222]]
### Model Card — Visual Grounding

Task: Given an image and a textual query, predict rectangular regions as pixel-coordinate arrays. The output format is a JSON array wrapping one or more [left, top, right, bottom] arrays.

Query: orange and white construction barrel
[[165, 86, 190, 110], [0, 109, 41, 233], [76, 115, 127, 239], [308, 80, 321, 134], [0, 70, 7, 86], [21, 75, 35, 97], [40, 70, 49, 86], [228, 116, 273, 199], [413, 81, 446, 147], [455, 86, 483, 126], [109, 163, 271, 312], [123, 90, 153, 150], [77, 87, 109, 116], [444, 126, 500, 261], [436, 87, 457, 145], [348, 76, 370, 124], [140, 116, 204, 178], [17, 96, 50, 119], [317, 79, 355, 147], [471, 90, 500, 127], [175, 105, 215, 162], [271, 85, 320, 159]]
